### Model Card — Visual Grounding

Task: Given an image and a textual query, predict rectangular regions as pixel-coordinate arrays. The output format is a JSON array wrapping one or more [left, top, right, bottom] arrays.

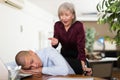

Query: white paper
[[47, 77, 94, 80]]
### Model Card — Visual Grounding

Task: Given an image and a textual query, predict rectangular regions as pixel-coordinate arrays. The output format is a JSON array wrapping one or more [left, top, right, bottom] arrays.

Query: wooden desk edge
[[21, 74, 105, 80]]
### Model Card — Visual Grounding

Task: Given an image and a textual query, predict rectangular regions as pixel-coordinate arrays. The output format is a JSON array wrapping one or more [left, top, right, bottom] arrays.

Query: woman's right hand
[[48, 37, 58, 46]]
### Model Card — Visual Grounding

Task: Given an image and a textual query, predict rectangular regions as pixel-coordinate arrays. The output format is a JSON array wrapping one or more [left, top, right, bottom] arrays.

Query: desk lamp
[[97, 37, 105, 58]]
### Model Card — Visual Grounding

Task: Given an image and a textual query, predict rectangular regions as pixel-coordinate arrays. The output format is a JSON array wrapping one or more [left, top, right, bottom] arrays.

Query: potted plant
[[96, 0, 120, 67], [96, 0, 120, 46], [85, 27, 96, 60]]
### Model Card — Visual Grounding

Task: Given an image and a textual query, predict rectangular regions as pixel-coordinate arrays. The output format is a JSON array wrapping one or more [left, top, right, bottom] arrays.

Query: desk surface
[[21, 74, 105, 80], [88, 57, 118, 63]]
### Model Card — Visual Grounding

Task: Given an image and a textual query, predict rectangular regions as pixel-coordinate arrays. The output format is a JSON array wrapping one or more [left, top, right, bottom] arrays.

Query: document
[[48, 77, 94, 80]]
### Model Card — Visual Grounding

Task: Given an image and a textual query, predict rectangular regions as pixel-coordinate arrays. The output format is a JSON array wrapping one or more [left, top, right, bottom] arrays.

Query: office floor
[[112, 68, 120, 80]]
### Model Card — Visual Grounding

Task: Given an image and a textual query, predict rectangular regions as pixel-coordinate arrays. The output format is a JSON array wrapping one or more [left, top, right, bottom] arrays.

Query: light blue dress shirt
[[35, 47, 75, 76]]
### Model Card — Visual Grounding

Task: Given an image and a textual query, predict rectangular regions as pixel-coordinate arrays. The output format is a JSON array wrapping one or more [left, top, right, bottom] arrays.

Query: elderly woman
[[49, 2, 92, 76]]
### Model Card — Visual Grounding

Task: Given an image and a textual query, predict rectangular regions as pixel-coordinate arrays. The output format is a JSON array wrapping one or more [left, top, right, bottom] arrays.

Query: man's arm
[[20, 67, 42, 74]]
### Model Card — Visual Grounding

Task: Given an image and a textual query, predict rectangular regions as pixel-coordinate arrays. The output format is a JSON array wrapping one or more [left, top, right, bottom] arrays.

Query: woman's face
[[22, 52, 42, 70], [59, 10, 74, 27]]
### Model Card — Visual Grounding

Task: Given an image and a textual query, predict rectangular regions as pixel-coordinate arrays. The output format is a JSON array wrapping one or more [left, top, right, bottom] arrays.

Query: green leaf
[[102, 0, 106, 9], [96, 0, 120, 46], [105, 0, 109, 7], [96, 3, 101, 12]]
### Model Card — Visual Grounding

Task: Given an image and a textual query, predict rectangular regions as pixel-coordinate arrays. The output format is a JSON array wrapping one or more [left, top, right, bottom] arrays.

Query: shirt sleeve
[[42, 47, 69, 76], [76, 22, 86, 61], [52, 22, 60, 48]]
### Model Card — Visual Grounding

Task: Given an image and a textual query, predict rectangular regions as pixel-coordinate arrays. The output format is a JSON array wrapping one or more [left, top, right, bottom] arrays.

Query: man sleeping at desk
[[15, 47, 92, 76], [15, 47, 74, 76]]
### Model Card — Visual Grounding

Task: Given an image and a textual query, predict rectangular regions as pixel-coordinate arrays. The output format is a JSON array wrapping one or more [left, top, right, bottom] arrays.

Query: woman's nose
[[62, 16, 66, 20]]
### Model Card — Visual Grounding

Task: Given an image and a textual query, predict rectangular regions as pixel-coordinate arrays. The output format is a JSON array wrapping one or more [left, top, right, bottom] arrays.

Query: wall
[[0, 0, 54, 63], [0, 0, 117, 63], [82, 21, 115, 39], [82, 21, 116, 50]]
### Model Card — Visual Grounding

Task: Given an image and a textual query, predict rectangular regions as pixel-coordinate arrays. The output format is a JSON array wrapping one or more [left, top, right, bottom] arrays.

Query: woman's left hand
[[83, 67, 92, 76]]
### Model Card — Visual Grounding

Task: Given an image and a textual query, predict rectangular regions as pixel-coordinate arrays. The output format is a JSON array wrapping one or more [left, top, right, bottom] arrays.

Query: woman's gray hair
[[58, 2, 76, 23]]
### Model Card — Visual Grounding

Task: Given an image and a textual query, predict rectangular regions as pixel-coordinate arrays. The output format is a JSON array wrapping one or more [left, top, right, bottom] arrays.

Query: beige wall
[[82, 21, 115, 39], [82, 21, 117, 50]]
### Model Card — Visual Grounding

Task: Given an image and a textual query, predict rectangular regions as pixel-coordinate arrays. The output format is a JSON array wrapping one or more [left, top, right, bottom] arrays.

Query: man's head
[[15, 50, 42, 70]]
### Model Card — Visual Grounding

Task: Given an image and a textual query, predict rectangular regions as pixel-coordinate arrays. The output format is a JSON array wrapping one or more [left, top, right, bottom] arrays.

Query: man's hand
[[20, 67, 42, 74]]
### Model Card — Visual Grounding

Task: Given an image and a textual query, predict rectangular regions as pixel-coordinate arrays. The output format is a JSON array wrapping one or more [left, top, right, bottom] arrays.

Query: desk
[[88, 57, 117, 62], [21, 74, 105, 80], [88, 57, 118, 79]]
